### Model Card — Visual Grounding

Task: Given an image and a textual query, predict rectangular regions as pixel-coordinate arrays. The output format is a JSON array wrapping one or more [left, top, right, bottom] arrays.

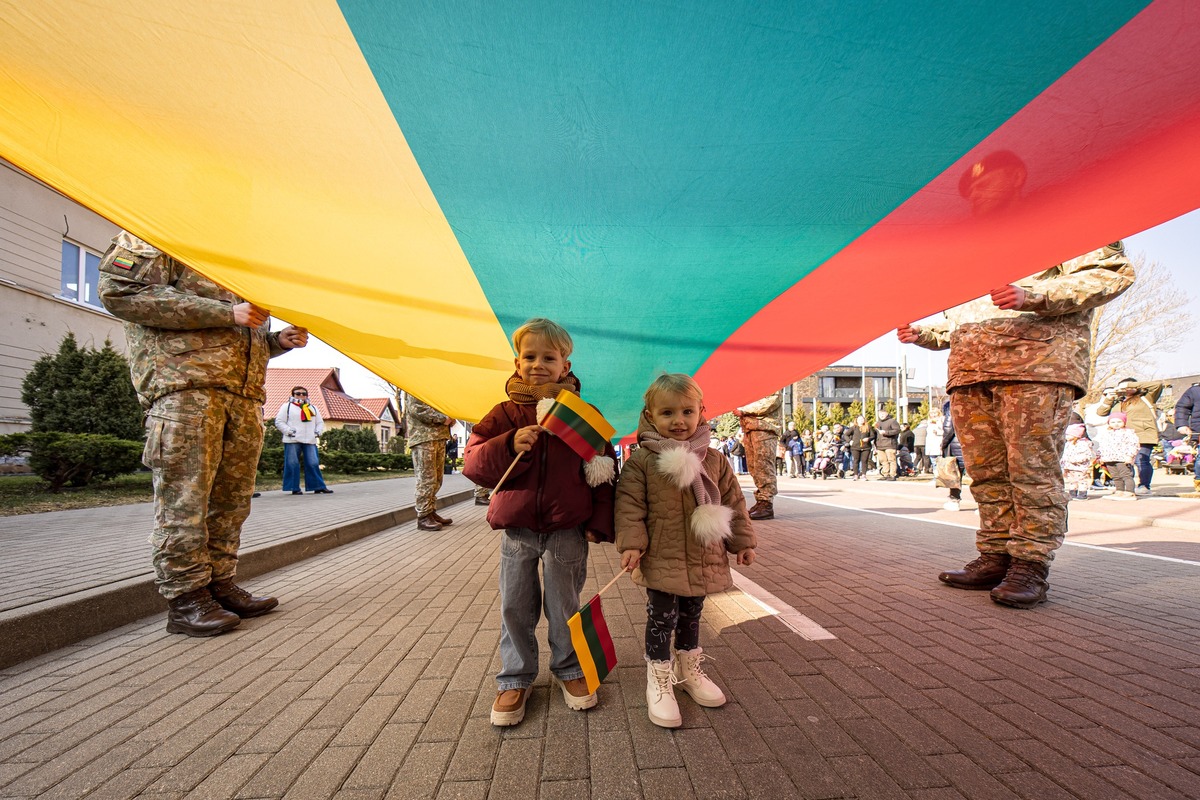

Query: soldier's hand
[[896, 324, 920, 344], [990, 285, 1026, 310], [233, 302, 270, 328], [445, 417, 457, 428], [512, 425, 543, 453], [278, 326, 309, 349]]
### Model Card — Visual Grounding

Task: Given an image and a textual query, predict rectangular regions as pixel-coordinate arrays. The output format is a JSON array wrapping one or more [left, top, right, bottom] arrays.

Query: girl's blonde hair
[[512, 318, 573, 359], [644, 373, 704, 410]]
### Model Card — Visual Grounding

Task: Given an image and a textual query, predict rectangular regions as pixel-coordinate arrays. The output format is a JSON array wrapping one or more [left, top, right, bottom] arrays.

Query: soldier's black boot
[[431, 511, 453, 526], [209, 579, 279, 618], [166, 588, 241, 636], [938, 552, 1010, 590], [748, 501, 774, 521], [417, 515, 444, 531], [990, 559, 1050, 609]]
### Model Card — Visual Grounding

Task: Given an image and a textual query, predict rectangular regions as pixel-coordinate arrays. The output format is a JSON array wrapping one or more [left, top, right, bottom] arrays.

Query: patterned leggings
[[645, 588, 705, 661]]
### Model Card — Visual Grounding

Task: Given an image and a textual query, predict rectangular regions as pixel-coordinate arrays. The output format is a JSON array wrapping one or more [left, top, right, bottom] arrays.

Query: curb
[[0, 490, 473, 670]]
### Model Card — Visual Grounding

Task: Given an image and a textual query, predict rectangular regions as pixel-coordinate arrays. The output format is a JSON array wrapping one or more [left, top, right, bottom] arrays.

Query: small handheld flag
[[539, 390, 616, 462], [568, 594, 618, 694]]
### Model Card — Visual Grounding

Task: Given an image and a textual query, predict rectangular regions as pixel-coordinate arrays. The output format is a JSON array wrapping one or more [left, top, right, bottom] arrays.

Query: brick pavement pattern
[[0, 480, 1198, 798]]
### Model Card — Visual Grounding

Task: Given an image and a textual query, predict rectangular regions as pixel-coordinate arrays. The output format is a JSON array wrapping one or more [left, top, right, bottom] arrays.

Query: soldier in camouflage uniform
[[735, 392, 782, 520], [899, 242, 1134, 608], [405, 392, 456, 531], [98, 232, 309, 636]]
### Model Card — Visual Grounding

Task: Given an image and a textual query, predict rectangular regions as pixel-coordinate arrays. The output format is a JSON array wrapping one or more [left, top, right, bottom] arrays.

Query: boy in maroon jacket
[[463, 318, 616, 726]]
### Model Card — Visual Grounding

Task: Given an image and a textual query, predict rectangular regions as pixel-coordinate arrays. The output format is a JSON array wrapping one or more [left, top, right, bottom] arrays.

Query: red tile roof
[[263, 368, 378, 424], [358, 397, 399, 422]]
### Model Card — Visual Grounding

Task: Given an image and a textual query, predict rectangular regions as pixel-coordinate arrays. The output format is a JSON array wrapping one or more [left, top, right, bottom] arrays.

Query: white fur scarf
[[639, 428, 733, 547], [536, 398, 616, 487]]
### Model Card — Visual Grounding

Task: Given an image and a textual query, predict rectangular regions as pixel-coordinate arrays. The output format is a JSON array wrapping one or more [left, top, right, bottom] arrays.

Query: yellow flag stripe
[[567, 610, 601, 693], [0, 0, 513, 421]]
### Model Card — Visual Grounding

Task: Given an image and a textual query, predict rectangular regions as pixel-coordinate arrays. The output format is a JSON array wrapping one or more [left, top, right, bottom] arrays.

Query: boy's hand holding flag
[[493, 389, 617, 493]]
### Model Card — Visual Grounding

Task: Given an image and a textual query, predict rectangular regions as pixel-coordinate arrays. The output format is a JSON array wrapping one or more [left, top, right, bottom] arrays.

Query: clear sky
[[275, 209, 1200, 400]]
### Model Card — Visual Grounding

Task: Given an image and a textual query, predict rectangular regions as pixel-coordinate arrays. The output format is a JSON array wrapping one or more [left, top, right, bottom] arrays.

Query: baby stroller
[[1164, 439, 1197, 476], [811, 444, 840, 479]]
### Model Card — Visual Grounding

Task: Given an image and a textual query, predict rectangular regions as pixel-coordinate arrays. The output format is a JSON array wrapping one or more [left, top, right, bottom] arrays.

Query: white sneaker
[[673, 648, 726, 708], [943, 500, 961, 512], [1134, 486, 1150, 496], [646, 660, 681, 728]]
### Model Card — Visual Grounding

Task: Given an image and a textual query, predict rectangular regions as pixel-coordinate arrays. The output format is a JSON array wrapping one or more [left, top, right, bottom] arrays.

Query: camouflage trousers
[[143, 389, 263, 599], [412, 440, 447, 516], [743, 429, 778, 502], [951, 382, 1074, 565]]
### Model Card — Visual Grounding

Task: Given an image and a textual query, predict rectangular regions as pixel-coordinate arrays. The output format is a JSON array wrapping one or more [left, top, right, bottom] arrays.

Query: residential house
[[263, 367, 379, 441], [358, 396, 403, 452], [0, 159, 122, 434]]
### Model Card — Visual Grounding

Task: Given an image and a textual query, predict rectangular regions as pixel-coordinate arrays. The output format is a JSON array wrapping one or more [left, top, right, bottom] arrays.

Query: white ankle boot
[[673, 647, 726, 707], [646, 659, 681, 728]]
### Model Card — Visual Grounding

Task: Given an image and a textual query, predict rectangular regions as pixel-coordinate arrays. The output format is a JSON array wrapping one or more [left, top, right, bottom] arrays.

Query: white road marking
[[729, 570, 837, 641]]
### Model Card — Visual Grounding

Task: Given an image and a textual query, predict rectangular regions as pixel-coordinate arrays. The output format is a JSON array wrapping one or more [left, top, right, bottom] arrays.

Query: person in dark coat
[[1176, 383, 1200, 493]]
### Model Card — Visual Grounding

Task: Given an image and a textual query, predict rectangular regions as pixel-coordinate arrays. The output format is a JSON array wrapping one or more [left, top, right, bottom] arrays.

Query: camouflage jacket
[[737, 392, 782, 434], [913, 243, 1134, 397], [404, 393, 452, 448], [97, 232, 288, 407]]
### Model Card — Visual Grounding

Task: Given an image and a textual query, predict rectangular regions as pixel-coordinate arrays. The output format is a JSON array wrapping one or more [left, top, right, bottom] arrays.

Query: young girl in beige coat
[[615, 374, 757, 728]]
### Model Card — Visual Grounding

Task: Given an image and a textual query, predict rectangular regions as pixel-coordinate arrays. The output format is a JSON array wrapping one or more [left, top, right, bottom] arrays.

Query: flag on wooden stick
[[567, 594, 618, 694], [539, 389, 616, 462]]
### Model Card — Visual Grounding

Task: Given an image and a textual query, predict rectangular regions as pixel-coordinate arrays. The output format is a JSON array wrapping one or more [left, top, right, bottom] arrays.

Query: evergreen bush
[[21, 333, 144, 440]]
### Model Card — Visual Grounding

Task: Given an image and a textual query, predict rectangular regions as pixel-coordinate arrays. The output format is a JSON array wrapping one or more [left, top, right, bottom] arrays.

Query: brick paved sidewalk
[[1, 492, 1197, 799], [0, 475, 476, 668]]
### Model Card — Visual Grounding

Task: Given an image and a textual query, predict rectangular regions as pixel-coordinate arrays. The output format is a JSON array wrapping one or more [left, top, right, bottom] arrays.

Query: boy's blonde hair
[[644, 373, 704, 411], [512, 317, 573, 359]]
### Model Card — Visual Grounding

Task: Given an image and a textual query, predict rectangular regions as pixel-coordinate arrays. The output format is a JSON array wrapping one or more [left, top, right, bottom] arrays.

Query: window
[[344, 424, 360, 431], [380, 428, 389, 444], [872, 377, 892, 398], [60, 241, 105, 310]]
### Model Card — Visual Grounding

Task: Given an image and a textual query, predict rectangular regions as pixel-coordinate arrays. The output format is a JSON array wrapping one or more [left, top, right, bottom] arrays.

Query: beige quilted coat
[[615, 431, 756, 597]]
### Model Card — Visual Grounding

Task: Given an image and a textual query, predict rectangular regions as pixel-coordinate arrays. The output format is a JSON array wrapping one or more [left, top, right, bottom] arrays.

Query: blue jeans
[[282, 442, 327, 492], [1136, 444, 1155, 489], [497, 527, 588, 691]]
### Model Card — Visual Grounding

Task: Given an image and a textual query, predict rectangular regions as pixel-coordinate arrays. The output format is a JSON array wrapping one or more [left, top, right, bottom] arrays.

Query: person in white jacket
[[274, 386, 332, 495]]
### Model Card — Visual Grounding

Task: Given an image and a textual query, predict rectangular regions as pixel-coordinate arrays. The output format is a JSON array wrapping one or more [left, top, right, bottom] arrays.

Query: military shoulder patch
[[113, 256, 136, 270]]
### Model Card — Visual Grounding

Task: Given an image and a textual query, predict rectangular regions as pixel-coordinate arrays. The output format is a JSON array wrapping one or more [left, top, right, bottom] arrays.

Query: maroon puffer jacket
[[463, 400, 616, 541]]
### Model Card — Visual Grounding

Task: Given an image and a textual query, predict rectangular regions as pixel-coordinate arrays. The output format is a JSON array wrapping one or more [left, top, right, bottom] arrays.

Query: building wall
[[0, 162, 122, 433]]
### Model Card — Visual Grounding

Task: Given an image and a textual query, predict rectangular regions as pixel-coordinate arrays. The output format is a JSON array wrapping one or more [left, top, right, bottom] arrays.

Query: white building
[[0, 159, 122, 434]]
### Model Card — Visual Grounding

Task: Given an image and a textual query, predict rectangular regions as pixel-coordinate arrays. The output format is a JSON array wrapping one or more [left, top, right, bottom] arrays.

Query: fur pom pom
[[656, 447, 703, 490], [690, 504, 734, 547], [584, 454, 616, 487], [535, 398, 555, 423]]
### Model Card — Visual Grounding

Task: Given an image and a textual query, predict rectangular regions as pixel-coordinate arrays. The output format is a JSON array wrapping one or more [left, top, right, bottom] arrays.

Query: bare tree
[[1086, 255, 1189, 400]]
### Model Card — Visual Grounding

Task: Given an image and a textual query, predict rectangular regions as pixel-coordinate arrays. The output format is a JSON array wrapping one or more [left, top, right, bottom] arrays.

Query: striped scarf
[[505, 371, 581, 405], [292, 400, 315, 421]]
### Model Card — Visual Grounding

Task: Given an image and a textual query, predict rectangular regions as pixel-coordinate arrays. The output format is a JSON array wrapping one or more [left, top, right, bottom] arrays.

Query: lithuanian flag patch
[[112, 255, 136, 270]]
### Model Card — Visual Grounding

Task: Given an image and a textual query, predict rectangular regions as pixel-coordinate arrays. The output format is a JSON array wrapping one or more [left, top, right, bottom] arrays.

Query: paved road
[[0, 476, 1196, 798]]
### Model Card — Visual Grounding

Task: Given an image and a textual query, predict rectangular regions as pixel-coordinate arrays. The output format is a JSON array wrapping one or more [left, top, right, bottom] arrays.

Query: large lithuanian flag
[[3, 2, 1199, 434]]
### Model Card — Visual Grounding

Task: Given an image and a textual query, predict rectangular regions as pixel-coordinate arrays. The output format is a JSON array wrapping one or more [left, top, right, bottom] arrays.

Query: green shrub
[[21, 333, 144, 440], [262, 423, 283, 449], [0, 432, 143, 492], [258, 446, 284, 475], [321, 427, 381, 453]]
